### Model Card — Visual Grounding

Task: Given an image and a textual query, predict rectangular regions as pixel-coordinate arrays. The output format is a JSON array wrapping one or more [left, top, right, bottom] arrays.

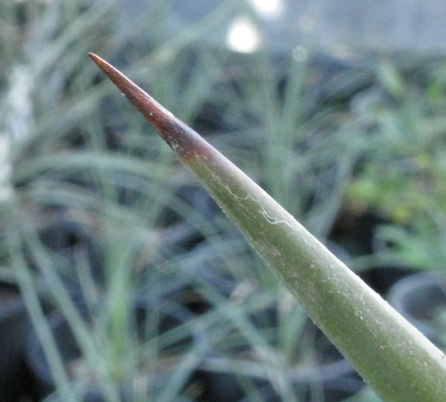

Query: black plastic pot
[[195, 306, 364, 402], [26, 297, 205, 401], [360, 266, 411, 296], [195, 357, 362, 402], [36, 213, 104, 281], [28, 212, 106, 311], [0, 280, 33, 402], [388, 271, 446, 348], [330, 210, 389, 256]]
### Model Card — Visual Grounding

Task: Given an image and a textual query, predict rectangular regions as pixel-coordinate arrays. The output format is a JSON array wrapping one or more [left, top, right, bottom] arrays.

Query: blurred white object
[[0, 135, 13, 203], [248, 0, 285, 19], [6, 65, 34, 142], [119, 0, 446, 52], [226, 16, 262, 53], [0, 64, 35, 202]]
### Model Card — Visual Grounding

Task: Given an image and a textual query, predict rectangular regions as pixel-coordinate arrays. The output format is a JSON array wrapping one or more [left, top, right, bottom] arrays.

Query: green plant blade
[[89, 53, 446, 401]]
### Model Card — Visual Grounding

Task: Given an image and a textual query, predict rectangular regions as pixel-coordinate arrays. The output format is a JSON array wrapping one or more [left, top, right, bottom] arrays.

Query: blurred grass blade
[[89, 53, 446, 401]]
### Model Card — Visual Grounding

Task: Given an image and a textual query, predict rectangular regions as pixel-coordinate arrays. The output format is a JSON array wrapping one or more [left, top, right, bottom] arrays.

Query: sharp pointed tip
[[88, 52, 107, 69], [88, 52, 210, 162], [88, 52, 172, 136], [88, 53, 125, 89]]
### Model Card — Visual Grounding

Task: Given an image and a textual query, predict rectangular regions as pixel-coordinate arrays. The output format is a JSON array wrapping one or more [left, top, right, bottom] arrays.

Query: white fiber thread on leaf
[[214, 175, 301, 232]]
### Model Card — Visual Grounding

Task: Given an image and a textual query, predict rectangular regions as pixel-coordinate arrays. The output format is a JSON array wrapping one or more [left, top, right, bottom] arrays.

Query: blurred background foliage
[[1, 0, 446, 401]]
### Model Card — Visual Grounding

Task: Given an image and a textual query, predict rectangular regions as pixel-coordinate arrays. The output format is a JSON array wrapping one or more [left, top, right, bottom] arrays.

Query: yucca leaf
[[89, 53, 446, 401]]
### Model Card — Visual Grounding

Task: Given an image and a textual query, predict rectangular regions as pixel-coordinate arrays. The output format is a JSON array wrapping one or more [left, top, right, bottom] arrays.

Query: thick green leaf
[[90, 53, 446, 401]]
